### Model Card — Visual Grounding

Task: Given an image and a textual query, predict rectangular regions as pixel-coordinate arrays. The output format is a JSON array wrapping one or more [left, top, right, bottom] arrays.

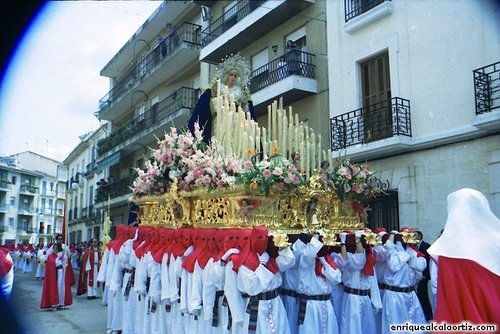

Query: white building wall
[[327, 0, 500, 136], [367, 134, 500, 243], [326, 0, 500, 240]]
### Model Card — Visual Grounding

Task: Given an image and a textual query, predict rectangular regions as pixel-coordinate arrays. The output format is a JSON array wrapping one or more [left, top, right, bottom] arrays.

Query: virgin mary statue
[[188, 53, 256, 144]]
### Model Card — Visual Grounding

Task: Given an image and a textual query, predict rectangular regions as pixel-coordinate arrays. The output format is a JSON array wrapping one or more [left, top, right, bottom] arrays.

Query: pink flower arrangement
[[131, 123, 244, 198], [235, 149, 304, 196], [330, 157, 382, 206]]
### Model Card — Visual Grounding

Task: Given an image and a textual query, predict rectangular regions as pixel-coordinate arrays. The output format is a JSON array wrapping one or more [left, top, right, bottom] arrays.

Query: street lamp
[[71, 172, 88, 190]]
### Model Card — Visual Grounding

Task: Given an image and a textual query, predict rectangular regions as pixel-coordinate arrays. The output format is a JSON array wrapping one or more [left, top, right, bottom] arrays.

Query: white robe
[[381, 241, 426, 334], [160, 252, 173, 334], [297, 237, 341, 334], [223, 261, 248, 334], [108, 248, 124, 332], [280, 239, 306, 334], [133, 250, 150, 334], [168, 255, 185, 334], [203, 258, 230, 334], [373, 244, 390, 334], [35, 249, 47, 279], [117, 239, 136, 334], [336, 251, 380, 334], [97, 247, 113, 330], [237, 247, 295, 334]]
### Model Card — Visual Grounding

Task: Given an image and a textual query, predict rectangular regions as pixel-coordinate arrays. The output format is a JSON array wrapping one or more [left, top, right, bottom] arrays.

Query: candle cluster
[[213, 79, 332, 179]]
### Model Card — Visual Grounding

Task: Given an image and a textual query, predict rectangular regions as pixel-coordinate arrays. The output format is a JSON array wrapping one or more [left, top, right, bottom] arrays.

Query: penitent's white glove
[[318, 256, 328, 267], [258, 251, 270, 265], [355, 230, 365, 239], [339, 232, 348, 244], [221, 248, 239, 261]]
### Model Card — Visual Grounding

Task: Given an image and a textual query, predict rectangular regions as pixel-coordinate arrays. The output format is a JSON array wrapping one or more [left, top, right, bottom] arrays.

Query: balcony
[[249, 50, 317, 116], [97, 22, 202, 121], [344, 0, 389, 22], [20, 184, 38, 194], [97, 87, 199, 158], [343, 0, 393, 34], [80, 205, 98, 222], [85, 161, 97, 177], [95, 177, 135, 204], [200, 0, 314, 64], [18, 206, 37, 215], [330, 97, 411, 151], [0, 179, 12, 190], [473, 61, 500, 131], [56, 190, 66, 199]]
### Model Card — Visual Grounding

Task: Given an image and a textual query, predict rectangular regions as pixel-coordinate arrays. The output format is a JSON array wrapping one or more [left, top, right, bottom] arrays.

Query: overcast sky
[[0, 1, 161, 162]]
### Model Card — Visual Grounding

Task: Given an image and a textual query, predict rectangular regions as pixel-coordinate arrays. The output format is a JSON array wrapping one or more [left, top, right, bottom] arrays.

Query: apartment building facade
[[64, 126, 108, 244], [0, 152, 67, 246], [327, 0, 500, 241]]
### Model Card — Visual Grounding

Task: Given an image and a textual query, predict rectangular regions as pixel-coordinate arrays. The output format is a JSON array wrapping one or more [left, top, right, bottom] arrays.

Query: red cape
[[76, 248, 102, 296], [434, 256, 500, 332], [40, 253, 73, 309]]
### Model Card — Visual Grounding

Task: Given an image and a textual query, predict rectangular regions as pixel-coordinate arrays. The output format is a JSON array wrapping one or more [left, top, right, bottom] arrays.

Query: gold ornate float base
[[136, 173, 364, 236]]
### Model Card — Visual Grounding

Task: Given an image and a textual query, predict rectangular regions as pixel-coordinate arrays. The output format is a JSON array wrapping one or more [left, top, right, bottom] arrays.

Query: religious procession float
[[120, 54, 388, 247]]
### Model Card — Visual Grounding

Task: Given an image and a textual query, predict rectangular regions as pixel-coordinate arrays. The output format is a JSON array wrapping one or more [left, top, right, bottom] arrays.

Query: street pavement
[[5, 266, 107, 334]]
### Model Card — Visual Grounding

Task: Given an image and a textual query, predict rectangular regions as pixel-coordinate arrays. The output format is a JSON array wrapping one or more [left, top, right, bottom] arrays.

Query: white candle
[[243, 132, 248, 156], [300, 140, 305, 172], [249, 136, 255, 156], [282, 114, 287, 156], [318, 142, 322, 169], [311, 133, 316, 171], [251, 123, 256, 152], [306, 141, 311, 177], [294, 127, 298, 157], [262, 128, 267, 157], [267, 105, 271, 139], [288, 115, 293, 159], [239, 125, 244, 156], [256, 126, 261, 162], [272, 102, 277, 142]]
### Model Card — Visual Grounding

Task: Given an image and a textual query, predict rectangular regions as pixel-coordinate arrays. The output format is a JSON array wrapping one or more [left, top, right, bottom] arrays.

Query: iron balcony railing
[[95, 176, 135, 204], [249, 50, 316, 93], [330, 97, 411, 150], [473, 61, 500, 115], [80, 205, 97, 220], [344, 0, 389, 22], [97, 87, 200, 156], [201, 0, 265, 46], [20, 184, 38, 194], [18, 206, 36, 214], [0, 179, 12, 189], [97, 22, 201, 116]]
